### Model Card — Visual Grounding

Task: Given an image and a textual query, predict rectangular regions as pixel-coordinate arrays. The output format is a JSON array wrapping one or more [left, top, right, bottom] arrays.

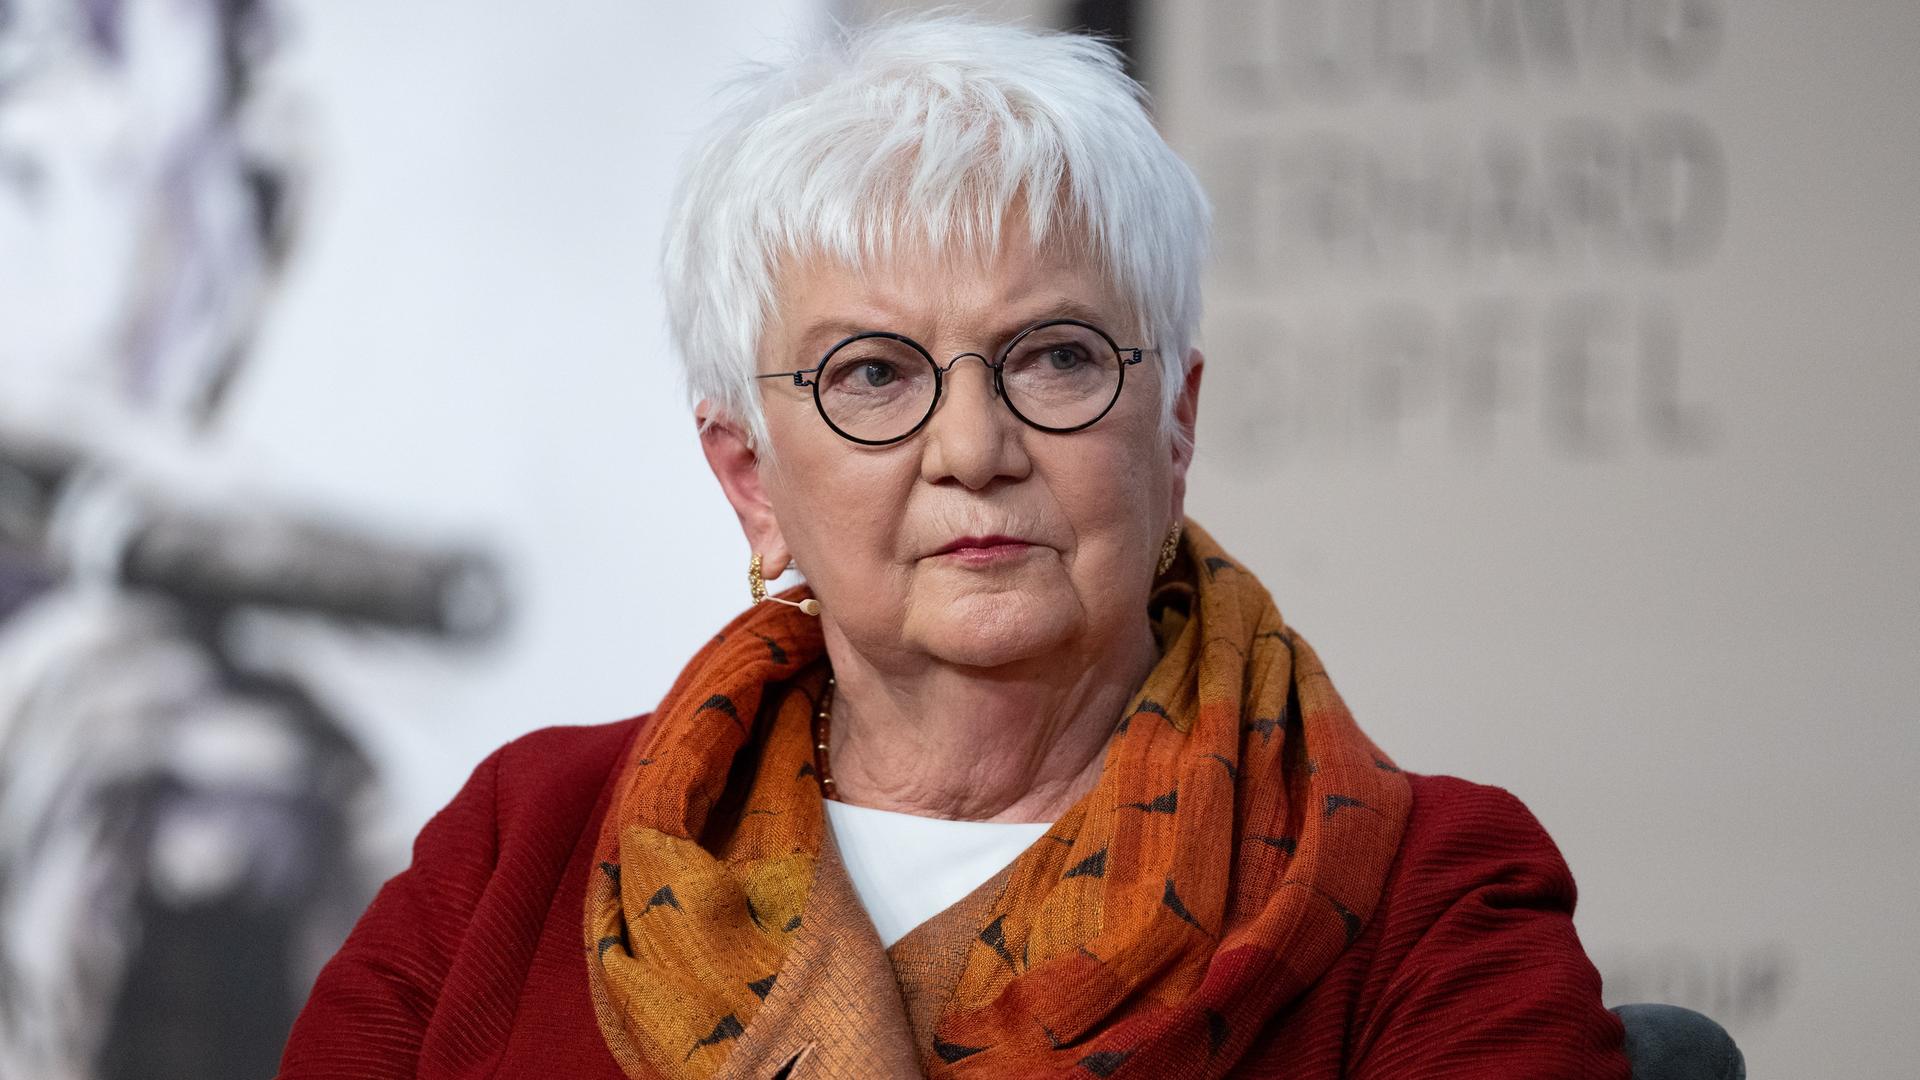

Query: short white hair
[[663, 15, 1211, 449]]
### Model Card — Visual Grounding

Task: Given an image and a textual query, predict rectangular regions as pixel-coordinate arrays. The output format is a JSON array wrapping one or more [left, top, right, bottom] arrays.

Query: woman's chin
[[902, 588, 1081, 669]]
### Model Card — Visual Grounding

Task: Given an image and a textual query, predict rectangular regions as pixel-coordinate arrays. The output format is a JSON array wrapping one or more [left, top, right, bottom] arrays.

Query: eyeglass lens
[[815, 321, 1125, 443]]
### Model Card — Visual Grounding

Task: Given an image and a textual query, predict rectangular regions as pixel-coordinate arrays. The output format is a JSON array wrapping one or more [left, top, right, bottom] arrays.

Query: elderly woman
[[282, 17, 1629, 1080]]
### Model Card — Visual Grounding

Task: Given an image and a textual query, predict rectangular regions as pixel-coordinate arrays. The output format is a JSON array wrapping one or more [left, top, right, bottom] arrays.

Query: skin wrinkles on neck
[[819, 615, 1159, 823]]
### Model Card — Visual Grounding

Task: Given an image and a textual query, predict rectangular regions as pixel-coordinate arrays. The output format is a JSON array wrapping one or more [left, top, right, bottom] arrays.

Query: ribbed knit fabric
[[279, 716, 1627, 1078]]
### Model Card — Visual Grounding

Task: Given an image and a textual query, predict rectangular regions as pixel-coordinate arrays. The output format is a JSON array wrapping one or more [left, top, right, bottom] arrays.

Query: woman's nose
[[920, 357, 1029, 489]]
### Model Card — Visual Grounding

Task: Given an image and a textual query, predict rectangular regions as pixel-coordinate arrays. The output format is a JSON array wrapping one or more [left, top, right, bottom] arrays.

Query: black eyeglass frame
[[753, 317, 1149, 446]]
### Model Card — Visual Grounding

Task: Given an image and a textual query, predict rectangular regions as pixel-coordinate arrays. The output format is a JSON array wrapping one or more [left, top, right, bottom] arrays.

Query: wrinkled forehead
[[766, 213, 1142, 357]]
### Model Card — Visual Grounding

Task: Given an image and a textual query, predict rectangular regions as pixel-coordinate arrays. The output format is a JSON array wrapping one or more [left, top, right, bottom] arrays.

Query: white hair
[[662, 15, 1211, 449]]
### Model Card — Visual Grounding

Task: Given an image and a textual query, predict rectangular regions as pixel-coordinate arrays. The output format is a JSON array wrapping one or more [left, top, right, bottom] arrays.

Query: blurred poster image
[[0, 2, 505, 1076]]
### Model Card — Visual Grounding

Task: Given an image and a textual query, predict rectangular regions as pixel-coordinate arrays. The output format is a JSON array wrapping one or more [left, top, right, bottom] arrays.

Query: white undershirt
[[824, 799, 1054, 948]]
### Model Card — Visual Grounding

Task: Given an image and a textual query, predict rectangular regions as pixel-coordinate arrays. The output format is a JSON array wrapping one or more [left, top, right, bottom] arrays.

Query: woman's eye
[[857, 361, 897, 387], [1046, 347, 1084, 371]]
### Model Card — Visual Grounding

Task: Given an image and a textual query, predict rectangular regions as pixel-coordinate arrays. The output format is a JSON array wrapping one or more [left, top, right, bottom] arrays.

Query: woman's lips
[[932, 535, 1037, 566]]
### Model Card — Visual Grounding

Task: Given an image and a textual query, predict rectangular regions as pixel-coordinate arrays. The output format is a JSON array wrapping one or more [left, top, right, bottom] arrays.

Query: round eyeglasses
[[754, 318, 1149, 445]]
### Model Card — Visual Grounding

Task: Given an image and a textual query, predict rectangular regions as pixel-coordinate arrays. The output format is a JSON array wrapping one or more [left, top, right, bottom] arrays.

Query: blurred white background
[[231, 0, 822, 833]]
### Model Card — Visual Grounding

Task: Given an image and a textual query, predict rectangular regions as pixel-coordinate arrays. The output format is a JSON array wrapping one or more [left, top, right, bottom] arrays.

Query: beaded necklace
[[811, 675, 837, 800]]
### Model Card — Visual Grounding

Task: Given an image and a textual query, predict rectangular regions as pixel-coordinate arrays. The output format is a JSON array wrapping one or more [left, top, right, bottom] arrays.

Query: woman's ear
[[696, 405, 794, 577], [1169, 349, 1205, 513]]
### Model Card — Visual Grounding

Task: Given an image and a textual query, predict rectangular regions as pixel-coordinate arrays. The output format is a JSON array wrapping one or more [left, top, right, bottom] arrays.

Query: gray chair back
[[1611, 1004, 1745, 1080]]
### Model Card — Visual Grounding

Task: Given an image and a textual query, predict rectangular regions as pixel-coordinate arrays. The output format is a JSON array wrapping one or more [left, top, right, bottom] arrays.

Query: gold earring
[[749, 552, 823, 616], [1156, 520, 1183, 576]]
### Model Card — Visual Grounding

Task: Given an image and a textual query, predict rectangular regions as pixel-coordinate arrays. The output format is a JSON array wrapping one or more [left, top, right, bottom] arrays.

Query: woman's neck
[[820, 622, 1158, 822]]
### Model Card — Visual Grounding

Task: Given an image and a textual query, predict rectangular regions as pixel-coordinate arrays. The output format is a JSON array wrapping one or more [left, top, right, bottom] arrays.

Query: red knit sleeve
[[276, 747, 505, 1079], [279, 718, 638, 1079], [1348, 775, 1630, 1080]]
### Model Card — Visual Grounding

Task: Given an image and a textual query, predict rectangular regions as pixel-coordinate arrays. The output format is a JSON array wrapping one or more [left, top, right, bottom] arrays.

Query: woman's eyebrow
[[789, 299, 1124, 358], [1016, 299, 1112, 329], [979, 300, 1130, 346], [788, 318, 873, 359]]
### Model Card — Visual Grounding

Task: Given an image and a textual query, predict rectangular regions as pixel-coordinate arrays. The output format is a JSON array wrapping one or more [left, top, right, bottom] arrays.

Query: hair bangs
[[665, 15, 1210, 450]]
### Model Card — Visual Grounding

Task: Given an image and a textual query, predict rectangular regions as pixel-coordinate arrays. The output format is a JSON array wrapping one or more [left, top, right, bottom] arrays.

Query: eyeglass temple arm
[[753, 370, 817, 386]]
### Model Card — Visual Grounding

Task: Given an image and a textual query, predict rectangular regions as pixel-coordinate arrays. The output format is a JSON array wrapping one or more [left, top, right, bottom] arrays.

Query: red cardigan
[[279, 717, 1629, 1078]]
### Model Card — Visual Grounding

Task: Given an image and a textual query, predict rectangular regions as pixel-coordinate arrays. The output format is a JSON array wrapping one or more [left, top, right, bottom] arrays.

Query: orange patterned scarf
[[586, 522, 1410, 1078]]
